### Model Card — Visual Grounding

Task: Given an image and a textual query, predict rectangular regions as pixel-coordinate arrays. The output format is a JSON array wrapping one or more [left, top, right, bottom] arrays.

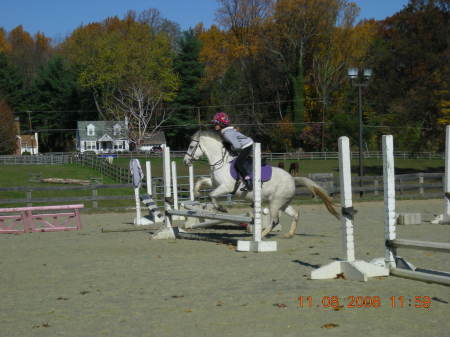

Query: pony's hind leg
[[282, 205, 299, 238], [261, 199, 284, 238]]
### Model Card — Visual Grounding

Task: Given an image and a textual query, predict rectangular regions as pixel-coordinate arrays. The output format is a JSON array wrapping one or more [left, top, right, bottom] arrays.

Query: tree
[[137, 8, 182, 50], [168, 29, 204, 149], [0, 52, 26, 111], [264, 0, 360, 146], [28, 55, 94, 151], [0, 28, 11, 53], [369, 0, 449, 150], [6, 26, 52, 86], [0, 100, 17, 154], [61, 15, 180, 147]]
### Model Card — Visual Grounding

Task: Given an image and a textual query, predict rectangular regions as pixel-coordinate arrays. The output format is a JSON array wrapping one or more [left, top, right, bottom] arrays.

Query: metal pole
[[358, 84, 364, 197]]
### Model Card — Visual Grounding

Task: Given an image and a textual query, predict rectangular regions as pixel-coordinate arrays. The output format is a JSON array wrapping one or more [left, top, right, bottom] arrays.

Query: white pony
[[183, 130, 339, 238]]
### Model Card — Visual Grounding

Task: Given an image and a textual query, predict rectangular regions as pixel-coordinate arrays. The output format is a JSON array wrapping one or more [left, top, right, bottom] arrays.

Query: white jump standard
[[130, 159, 163, 225], [311, 136, 389, 281], [383, 135, 450, 286], [431, 125, 450, 224]]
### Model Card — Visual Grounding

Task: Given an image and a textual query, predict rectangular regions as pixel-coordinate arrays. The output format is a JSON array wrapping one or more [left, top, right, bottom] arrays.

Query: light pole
[[348, 68, 372, 196]]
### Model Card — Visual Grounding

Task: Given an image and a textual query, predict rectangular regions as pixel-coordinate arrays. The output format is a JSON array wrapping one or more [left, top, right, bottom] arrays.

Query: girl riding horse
[[212, 112, 254, 191]]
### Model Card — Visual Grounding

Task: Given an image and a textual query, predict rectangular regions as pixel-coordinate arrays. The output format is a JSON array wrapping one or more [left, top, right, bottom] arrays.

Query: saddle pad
[[229, 158, 272, 182]]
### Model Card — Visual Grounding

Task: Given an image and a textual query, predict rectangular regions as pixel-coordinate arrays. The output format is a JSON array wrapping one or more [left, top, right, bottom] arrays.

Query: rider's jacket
[[220, 126, 253, 152]]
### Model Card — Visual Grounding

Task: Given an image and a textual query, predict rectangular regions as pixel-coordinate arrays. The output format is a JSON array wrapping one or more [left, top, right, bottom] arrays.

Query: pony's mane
[[192, 129, 223, 143]]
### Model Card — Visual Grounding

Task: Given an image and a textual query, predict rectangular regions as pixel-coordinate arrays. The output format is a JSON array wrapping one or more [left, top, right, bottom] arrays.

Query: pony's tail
[[194, 177, 213, 197], [294, 177, 340, 219]]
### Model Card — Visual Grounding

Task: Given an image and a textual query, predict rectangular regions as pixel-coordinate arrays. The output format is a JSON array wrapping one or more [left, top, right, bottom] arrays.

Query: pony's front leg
[[209, 184, 231, 213]]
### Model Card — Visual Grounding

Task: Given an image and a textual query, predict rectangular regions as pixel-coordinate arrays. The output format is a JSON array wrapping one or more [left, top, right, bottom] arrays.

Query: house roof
[[18, 135, 37, 147], [141, 131, 166, 145], [77, 121, 128, 140]]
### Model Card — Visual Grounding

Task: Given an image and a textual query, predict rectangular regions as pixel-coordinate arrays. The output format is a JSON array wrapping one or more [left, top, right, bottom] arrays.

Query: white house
[[77, 121, 129, 153]]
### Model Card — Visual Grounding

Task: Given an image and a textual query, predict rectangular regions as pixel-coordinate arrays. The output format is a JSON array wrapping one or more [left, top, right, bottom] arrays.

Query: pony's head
[[183, 130, 224, 166]]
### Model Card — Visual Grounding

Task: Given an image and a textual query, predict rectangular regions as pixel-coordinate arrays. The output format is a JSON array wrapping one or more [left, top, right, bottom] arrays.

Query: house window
[[85, 141, 96, 150], [87, 124, 95, 136], [113, 124, 121, 136], [114, 141, 124, 150]]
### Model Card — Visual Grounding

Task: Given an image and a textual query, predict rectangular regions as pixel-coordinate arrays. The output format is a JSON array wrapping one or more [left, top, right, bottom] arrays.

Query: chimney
[[34, 132, 39, 154], [14, 117, 20, 135]]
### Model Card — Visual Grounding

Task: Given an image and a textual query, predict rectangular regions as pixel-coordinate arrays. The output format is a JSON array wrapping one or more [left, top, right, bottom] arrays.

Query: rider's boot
[[240, 176, 253, 192]]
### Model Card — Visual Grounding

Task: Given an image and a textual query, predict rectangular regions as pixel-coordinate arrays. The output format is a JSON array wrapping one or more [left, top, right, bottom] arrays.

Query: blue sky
[[0, 0, 410, 40]]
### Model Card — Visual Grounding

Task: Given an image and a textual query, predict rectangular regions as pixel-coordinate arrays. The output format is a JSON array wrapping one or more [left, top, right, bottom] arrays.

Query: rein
[[186, 135, 229, 172]]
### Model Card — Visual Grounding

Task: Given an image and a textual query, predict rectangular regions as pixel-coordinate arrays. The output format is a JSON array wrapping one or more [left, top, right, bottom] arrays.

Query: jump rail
[[0, 204, 84, 234]]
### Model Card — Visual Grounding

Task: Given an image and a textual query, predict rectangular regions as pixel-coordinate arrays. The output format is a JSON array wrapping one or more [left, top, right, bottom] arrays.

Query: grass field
[[111, 156, 445, 177], [0, 157, 445, 209], [0, 164, 128, 209]]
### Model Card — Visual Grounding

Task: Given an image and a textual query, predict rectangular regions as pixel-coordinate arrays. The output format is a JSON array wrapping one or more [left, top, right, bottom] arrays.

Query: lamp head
[[348, 68, 358, 79]]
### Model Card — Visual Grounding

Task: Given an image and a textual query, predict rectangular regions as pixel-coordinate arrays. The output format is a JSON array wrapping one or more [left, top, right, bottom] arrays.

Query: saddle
[[229, 157, 272, 182]]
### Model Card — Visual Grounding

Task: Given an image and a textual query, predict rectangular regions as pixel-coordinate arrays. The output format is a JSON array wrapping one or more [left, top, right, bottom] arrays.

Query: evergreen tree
[[168, 30, 204, 149], [29, 55, 96, 151], [0, 99, 17, 154], [0, 52, 26, 111]]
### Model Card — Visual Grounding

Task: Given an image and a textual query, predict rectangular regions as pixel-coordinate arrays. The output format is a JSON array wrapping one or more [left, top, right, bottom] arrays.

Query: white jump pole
[[152, 145, 175, 239], [171, 161, 179, 211], [189, 165, 195, 202], [311, 136, 388, 281], [146, 161, 152, 196], [237, 143, 277, 252], [134, 187, 142, 225], [443, 125, 450, 223], [383, 135, 397, 268], [171, 161, 185, 221]]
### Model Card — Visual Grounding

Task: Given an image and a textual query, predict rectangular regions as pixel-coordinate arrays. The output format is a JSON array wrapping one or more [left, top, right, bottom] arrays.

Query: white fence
[[0, 151, 444, 165]]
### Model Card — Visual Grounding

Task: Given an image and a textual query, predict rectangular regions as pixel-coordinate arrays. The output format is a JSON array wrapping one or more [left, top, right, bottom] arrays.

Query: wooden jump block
[[396, 213, 422, 225], [0, 204, 84, 234]]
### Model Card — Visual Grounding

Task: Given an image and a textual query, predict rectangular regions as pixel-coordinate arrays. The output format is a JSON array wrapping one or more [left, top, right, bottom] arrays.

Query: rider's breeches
[[235, 145, 252, 179]]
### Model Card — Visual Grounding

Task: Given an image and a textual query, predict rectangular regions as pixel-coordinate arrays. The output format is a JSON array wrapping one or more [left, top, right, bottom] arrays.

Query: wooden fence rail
[[0, 172, 445, 211]]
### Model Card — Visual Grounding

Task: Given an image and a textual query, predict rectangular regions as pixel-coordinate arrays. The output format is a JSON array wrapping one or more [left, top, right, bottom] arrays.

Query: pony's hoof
[[283, 232, 295, 239], [216, 205, 228, 213]]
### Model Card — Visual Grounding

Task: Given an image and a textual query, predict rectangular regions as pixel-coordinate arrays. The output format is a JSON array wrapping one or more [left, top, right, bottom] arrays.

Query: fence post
[[419, 173, 424, 195], [92, 188, 98, 208], [374, 179, 379, 196], [152, 179, 158, 202], [26, 190, 32, 207]]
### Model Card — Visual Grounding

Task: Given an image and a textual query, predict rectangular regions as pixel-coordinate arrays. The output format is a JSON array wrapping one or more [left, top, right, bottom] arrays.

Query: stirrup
[[240, 180, 253, 192]]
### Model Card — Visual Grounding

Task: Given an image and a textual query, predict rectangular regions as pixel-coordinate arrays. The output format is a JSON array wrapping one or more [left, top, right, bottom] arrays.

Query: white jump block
[[151, 227, 176, 240], [236, 240, 277, 252], [396, 213, 422, 225], [181, 202, 216, 229], [430, 214, 450, 225], [134, 216, 156, 226], [311, 260, 389, 282]]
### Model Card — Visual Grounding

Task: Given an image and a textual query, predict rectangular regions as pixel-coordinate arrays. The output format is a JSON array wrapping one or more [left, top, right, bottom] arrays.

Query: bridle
[[185, 135, 229, 172], [185, 138, 200, 161]]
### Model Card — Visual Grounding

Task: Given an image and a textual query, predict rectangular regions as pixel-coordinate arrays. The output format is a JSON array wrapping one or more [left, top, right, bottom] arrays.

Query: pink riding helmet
[[212, 112, 230, 127]]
